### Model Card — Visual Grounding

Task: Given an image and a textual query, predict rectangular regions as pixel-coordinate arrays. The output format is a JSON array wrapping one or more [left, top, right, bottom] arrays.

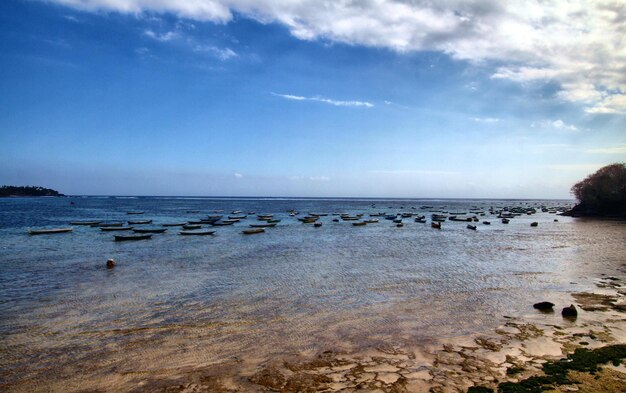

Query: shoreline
[[57, 274, 623, 392]]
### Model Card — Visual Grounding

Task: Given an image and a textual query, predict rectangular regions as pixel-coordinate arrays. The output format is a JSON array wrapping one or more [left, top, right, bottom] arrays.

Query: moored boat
[[183, 224, 202, 230], [126, 211, 144, 215], [133, 228, 167, 233], [249, 223, 277, 228], [242, 228, 264, 235], [180, 230, 215, 236], [530, 222, 538, 227], [29, 227, 73, 235], [128, 219, 152, 225], [352, 222, 367, 226], [114, 234, 152, 241], [101, 226, 133, 231], [95, 222, 124, 227], [70, 220, 101, 225], [482, 221, 491, 225], [431, 222, 442, 229], [467, 224, 477, 230]]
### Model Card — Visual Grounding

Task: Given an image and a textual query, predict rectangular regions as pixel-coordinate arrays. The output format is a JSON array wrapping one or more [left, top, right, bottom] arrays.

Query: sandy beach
[[119, 274, 625, 392]]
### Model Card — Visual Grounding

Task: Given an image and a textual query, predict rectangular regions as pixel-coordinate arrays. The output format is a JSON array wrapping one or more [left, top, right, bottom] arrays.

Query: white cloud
[[531, 119, 578, 131], [234, 172, 243, 178], [309, 176, 330, 181], [470, 117, 500, 123], [144, 29, 178, 42], [193, 44, 237, 60], [288, 175, 330, 181], [272, 93, 373, 108], [586, 144, 626, 154], [46, 1, 626, 114], [370, 169, 460, 176]]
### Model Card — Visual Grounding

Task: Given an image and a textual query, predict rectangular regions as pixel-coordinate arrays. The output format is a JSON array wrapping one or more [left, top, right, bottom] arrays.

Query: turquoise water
[[1, 197, 625, 390]]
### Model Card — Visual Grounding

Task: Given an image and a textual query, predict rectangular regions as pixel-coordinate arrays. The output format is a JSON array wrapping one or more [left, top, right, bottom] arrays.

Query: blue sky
[[0, 0, 624, 198]]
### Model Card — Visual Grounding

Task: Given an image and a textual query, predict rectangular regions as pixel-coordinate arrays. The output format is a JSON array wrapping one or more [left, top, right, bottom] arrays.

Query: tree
[[570, 163, 626, 216]]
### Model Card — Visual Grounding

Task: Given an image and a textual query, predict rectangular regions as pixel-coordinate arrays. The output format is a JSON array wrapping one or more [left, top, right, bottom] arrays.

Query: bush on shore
[[567, 163, 626, 217]]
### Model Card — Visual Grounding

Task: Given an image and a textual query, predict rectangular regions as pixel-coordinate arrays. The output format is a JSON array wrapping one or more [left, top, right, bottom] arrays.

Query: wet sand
[[6, 274, 624, 392]]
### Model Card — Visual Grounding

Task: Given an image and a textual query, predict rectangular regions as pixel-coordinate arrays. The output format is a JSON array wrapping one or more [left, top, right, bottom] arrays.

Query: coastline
[[11, 273, 620, 393], [135, 274, 626, 392]]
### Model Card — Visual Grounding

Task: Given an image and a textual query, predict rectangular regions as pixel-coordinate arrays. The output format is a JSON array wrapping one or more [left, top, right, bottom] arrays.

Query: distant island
[[0, 185, 65, 197], [565, 162, 626, 218]]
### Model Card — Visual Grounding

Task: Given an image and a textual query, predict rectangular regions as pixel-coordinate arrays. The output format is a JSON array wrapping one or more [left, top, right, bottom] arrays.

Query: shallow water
[[1, 197, 625, 390]]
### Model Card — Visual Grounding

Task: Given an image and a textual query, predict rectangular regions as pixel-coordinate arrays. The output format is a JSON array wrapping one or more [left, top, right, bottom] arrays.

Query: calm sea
[[1, 196, 625, 390]]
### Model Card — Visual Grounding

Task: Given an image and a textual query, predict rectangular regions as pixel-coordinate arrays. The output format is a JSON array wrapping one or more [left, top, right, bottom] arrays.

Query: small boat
[[101, 226, 133, 231], [243, 228, 264, 235], [467, 224, 477, 230], [231, 210, 242, 214], [332, 218, 339, 222], [530, 222, 538, 227], [393, 218, 402, 223], [180, 230, 215, 236], [249, 223, 277, 228], [162, 222, 186, 227], [229, 215, 247, 219], [431, 222, 442, 229], [114, 234, 152, 241], [267, 219, 281, 223], [29, 227, 73, 235], [314, 222, 322, 227], [415, 218, 427, 223], [352, 222, 367, 226], [364, 219, 379, 223], [70, 220, 101, 225], [128, 219, 152, 225], [449, 216, 472, 222], [502, 218, 510, 224], [482, 221, 491, 225], [187, 220, 205, 224], [257, 215, 273, 220], [126, 211, 144, 215], [396, 223, 404, 227], [133, 228, 167, 234], [186, 210, 200, 213], [341, 216, 359, 221], [96, 222, 124, 227], [211, 221, 235, 226], [183, 224, 202, 230]]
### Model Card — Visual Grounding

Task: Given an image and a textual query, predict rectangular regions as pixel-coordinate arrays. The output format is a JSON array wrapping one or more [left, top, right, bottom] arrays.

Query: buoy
[[106, 259, 116, 269]]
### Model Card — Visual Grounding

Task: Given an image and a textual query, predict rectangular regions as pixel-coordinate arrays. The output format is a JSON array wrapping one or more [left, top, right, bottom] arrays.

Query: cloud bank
[[51, 1, 626, 113]]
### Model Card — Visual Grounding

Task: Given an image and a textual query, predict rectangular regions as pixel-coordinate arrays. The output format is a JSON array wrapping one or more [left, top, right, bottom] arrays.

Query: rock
[[533, 301, 555, 312], [249, 365, 286, 390], [106, 259, 116, 269], [562, 304, 578, 318]]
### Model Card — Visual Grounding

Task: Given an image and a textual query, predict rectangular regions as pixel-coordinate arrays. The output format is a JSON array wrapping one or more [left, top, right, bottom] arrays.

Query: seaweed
[[467, 387, 494, 393], [468, 345, 626, 393]]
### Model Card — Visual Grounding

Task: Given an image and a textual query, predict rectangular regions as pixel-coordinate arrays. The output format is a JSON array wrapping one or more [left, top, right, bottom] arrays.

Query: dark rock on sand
[[283, 372, 332, 393], [249, 365, 286, 390], [562, 304, 578, 318], [533, 301, 555, 312]]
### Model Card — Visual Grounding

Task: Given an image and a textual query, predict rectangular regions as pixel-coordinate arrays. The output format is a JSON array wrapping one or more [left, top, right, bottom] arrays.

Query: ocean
[[1, 196, 625, 391]]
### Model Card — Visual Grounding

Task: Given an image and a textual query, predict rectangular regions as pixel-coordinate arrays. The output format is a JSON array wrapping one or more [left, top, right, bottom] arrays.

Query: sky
[[0, 0, 624, 198]]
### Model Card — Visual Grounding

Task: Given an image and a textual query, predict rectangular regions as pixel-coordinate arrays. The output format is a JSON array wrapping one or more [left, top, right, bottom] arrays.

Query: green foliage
[[468, 387, 494, 393], [570, 163, 626, 216], [0, 185, 63, 197], [488, 345, 626, 393]]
